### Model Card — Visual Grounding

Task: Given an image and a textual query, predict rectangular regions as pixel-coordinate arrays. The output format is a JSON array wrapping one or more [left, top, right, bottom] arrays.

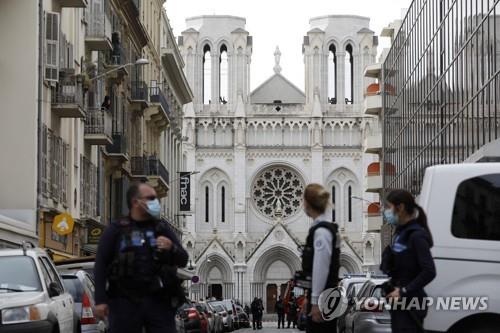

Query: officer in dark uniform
[[300, 184, 340, 333], [94, 182, 189, 333], [380, 189, 436, 333]]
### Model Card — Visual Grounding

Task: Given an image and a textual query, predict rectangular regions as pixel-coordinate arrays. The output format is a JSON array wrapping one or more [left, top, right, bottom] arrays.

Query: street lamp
[[89, 58, 149, 82]]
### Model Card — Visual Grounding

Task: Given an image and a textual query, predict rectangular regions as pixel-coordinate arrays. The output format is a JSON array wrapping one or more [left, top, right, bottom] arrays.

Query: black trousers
[[252, 313, 262, 329], [287, 315, 297, 328], [108, 296, 176, 333], [277, 313, 285, 328], [306, 316, 337, 333], [390, 309, 425, 333]]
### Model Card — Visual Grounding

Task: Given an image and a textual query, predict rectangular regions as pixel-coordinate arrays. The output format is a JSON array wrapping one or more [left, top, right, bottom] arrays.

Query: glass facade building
[[383, 0, 500, 194]]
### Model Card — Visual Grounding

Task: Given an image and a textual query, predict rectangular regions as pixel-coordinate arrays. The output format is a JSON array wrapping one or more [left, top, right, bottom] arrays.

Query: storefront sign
[[180, 172, 191, 211], [52, 213, 74, 236], [88, 225, 104, 244]]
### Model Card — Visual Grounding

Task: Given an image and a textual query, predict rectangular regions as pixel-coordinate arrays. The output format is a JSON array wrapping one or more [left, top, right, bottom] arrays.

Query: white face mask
[[145, 199, 161, 218]]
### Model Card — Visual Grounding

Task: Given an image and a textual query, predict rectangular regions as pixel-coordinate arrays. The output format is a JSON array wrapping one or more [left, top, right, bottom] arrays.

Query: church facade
[[178, 15, 381, 310]]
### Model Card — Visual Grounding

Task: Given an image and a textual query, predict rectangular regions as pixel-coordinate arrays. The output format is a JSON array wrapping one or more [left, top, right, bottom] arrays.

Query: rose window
[[252, 166, 304, 219]]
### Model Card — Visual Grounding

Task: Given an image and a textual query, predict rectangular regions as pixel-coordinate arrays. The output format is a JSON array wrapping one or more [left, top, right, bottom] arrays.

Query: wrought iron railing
[[85, 5, 112, 40], [150, 86, 171, 117], [106, 132, 127, 155], [85, 108, 112, 137], [131, 81, 149, 101], [130, 155, 169, 185], [53, 72, 84, 107]]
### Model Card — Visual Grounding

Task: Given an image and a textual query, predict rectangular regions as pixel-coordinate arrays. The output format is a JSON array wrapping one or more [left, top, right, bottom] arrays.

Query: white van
[[419, 163, 500, 333]]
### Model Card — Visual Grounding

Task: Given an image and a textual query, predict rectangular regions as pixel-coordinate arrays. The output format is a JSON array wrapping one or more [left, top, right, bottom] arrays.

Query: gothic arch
[[253, 246, 301, 282], [339, 253, 362, 274], [197, 253, 233, 282], [198, 39, 215, 54]]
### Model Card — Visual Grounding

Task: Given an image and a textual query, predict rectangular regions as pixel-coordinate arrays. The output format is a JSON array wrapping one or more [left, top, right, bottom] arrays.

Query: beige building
[[0, 0, 192, 256]]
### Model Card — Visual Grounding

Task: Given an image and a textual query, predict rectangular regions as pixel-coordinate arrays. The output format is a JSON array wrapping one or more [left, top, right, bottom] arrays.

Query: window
[[221, 186, 226, 222], [219, 45, 228, 104], [205, 186, 210, 223], [328, 44, 337, 104], [345, 44, 354, 104], [451, 174, 500, 241], [203, 45, 212, 105], [331, 186, 336, 222], [0, 257, 42, 292], [45, 12, 60, 82], [348, 186, 352, 222]]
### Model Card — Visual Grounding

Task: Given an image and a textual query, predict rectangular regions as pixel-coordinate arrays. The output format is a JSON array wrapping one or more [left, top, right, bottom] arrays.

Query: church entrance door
[[266, 284, 277, 313], [209, 284, 223, 300]]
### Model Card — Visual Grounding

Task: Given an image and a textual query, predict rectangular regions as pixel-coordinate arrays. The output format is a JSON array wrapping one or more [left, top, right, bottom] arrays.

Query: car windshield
[[0, 256, 42, 292], [61, 276, 84, 302]]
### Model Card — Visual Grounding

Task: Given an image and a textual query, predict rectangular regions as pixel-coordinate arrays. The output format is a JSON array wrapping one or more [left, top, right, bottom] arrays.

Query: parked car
[[420, 164, 500, 333], [344, 278, 391, 333], [205, 302, 224, 333], [179, 301, 204, 333], [337, 273, 386, 333], [0, 243, 74, 332], [235, 305, 250, 328], [54, 256, 96, 277], [208, 301, 233, 332], [176, 311, 186, 333], [220, 299, 239, 329], [60, 270, 107, 333]]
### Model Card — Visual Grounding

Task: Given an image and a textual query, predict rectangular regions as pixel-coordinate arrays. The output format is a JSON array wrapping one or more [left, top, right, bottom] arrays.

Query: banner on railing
[[179, 172, 191, 211]]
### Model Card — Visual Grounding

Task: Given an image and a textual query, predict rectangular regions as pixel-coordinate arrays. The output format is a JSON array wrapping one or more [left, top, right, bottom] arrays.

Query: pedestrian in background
[[301, 184, 340, 333], [287, 296, 298, 329], [251, 297, 260, 330], [94, 182, 189, 333], [380, 189, 436, 333], [275, 295, 285, 328], [258, 298, 264, 329]]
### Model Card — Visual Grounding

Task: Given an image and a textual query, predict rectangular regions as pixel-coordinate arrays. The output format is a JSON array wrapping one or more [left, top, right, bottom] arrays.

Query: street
[[241, 322, 302, 333]]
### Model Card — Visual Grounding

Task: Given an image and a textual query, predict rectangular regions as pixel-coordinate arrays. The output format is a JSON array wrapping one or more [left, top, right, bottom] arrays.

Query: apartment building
[[0, 0, 192, 256]]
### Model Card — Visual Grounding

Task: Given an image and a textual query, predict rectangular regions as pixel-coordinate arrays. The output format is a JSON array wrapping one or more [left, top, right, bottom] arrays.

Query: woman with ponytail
[[380, 189, 436, 333]]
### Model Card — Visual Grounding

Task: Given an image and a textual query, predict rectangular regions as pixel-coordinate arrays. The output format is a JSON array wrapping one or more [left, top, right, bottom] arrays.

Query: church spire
[[274, 46, 282, 74]]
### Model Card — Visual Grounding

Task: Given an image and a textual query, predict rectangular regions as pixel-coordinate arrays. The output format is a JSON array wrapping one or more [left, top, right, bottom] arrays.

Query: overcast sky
[[165, 0, 412, 91]]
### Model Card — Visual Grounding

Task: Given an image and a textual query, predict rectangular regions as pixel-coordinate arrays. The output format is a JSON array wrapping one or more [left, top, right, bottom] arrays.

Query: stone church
[[178, 14, 380, 311]]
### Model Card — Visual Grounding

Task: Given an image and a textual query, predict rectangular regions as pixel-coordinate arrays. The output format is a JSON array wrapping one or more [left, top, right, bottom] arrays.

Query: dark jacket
[[94, 217, 188, 305], [275, 300, 285, 314], [381, 220, 436, 297]]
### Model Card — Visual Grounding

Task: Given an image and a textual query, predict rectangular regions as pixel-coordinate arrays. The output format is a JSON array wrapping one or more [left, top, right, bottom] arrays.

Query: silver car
[[344, 279, 391, 333], [60, 270, 107, 333]]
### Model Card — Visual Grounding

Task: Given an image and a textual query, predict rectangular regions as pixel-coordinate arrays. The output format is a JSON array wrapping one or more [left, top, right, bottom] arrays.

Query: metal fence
[[150, 85, 171, 117], [383, 0, 500, 194], [80, 156, 98, 219], [85, 107, 112, 137], [131, 155, 170, 185]]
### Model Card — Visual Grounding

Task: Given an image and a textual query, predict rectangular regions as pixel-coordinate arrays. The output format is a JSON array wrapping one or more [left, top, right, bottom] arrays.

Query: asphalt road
[[239, 321, 302, 333]]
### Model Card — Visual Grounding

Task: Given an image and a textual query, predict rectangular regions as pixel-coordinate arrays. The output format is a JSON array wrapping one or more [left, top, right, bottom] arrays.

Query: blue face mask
[[145, 199, 161, 218], [383, 209, 399, 226]]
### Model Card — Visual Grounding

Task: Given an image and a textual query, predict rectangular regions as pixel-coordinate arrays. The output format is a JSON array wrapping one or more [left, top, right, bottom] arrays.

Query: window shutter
[[44, 11, 60, 82]]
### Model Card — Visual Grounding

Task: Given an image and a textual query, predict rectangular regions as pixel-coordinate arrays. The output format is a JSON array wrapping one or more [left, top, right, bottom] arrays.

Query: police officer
[[94, 182, 189, 333], [301, 184, 340, 333], [380, 189, 436, 333]]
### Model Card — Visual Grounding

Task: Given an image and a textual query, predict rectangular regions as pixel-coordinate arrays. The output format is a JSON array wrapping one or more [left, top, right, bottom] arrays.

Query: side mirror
[[48, 282, 62, 298]]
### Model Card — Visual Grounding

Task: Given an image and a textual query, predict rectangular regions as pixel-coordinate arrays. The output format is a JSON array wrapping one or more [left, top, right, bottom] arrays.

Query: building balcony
[[364, 132, 382, 154], [145, 86, 170, 130], [104, 133, 128, 162], [52, 71, 85, 118], [364, 63, 382, 78], [130, 156, 170, 197], [130, 81, 149, 109], [367, 214, 383, 232], [58, 0, 88, 7], [84, 108, 113, 145], [104, 38, 129, 82], [85, 10, 112, 51], [364, 94, 382, 116]]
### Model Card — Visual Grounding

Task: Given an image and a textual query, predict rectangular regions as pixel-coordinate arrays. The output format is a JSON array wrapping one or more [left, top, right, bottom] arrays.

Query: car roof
[[0, 247, 49, 258]]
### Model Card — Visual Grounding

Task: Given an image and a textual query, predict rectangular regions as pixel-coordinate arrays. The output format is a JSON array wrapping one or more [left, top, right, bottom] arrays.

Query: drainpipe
[[36, 0, 43, 243]]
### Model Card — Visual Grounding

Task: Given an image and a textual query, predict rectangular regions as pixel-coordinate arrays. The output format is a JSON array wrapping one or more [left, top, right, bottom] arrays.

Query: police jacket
[[301, 216, 340, 305], [380, 220, 436, 298], [94, 217, 188, 305]]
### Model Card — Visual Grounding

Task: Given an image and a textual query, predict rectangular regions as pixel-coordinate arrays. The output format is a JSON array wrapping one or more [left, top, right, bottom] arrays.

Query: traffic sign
[[191, 275, 200, 283], [52, 213, 74, 236], [191, 284, 200, 293]]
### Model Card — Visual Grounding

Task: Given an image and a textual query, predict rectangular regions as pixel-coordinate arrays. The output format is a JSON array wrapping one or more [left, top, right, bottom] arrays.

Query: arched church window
[[219, 44, 228, 104], [203, 44, 211, 105], [205, 185, 210, 223], [331, 185, 336, 222], [345, 44, 354, 104], [348, 185, 352, 222], [328, 44, 337, 104], [221, 186, 226, 222]]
